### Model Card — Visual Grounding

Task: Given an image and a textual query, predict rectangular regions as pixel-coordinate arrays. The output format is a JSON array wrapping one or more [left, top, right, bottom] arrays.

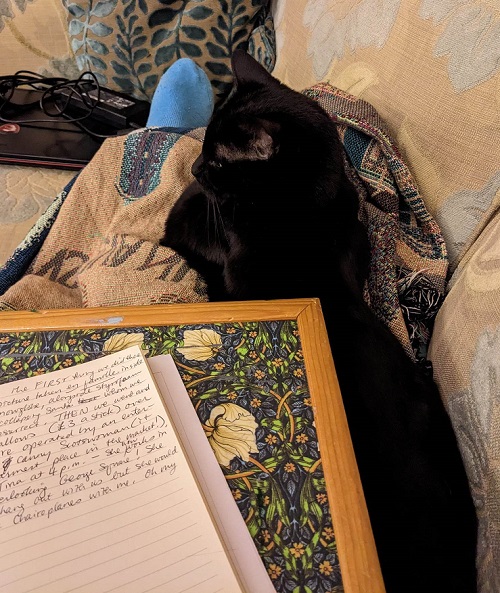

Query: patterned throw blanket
[[0, 84, 448, 361], [305, 84, 448, 362]]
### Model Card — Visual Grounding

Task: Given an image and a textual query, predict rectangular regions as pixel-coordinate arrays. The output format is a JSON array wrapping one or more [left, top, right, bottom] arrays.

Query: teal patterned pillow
[[64, 0, 274, 102]]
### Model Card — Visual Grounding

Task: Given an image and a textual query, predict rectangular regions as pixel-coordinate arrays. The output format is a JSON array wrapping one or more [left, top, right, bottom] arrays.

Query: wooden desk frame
[[0, 298, 385, 593]]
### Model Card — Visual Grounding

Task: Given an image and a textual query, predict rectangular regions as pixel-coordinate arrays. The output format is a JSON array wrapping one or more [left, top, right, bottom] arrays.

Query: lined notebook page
[[148, 356, 276, 593], [0, 346, 244, 593]]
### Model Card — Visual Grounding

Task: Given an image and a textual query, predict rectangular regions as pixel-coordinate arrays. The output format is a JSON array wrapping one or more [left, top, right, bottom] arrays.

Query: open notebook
[[0, 346, 275, 593]]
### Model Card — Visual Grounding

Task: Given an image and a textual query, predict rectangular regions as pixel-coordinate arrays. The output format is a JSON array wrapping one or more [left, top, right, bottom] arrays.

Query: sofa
[[0, 1, 499, 591]]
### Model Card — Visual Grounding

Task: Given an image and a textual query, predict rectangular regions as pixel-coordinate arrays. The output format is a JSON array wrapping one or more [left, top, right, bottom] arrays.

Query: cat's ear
[[251, 128, 275, 160], [241, 119, 280, 160], [231, 49, 279, 88]]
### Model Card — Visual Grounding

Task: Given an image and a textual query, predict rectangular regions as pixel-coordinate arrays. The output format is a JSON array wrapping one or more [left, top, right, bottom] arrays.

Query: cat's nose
[[191, 155, 204, 177]]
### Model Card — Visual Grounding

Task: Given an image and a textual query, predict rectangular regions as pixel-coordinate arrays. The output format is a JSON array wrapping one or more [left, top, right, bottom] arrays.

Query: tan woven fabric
[[0, 128, 208, 310], [429, 211, 500, 593]]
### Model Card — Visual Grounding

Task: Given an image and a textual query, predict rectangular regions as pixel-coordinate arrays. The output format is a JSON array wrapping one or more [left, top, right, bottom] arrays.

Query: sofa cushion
[[65, 0, 274, 102], [429, 210, 500, 592], [271, 0, 500, 275], [0, 0, 77, 78], [0, 165, 74, 266]]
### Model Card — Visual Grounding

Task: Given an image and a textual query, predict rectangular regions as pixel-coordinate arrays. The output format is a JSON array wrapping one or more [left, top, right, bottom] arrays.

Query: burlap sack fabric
[[0, 127, 208, 310], [1, 85, 447, 365]]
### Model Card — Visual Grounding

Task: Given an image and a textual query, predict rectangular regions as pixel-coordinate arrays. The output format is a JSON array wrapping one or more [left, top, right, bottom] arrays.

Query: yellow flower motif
[[249, 351, 258, 359], [226, 327, 236, 334], [214, 362, 225, 371], [322, 527, 334, 541], [21, 340, 31, 347], [250, 398, 261, 408], [284, 462, 296, 473], [265, 434, 277, 445], [249, 331, 257, 338], [62, 359, 73, 367], [296, 433, 308, 444], [290, 543, 305, 558], [316, 493, 328, 504], [293, 368, 304, 377], [0, 337, 9, 343], [254, 369, 265, 379], [91, 333, 101, 340], [268, 564, 282, 579], [272, 358, 283, 367], [187, 388, 197, 398], [304, 397, 312, 407], [103, 332, 145, 353], [263, 495, 270, 505], [68, 338, 77, 346], [204, 403, 258, 467], [262, 529, 271, 544], [12, 361, 22, 369], [182, 373, 191, 382], [177, 329, 222, 361], [232, 488, 242, 500], [319, 560, 333, 575], [33, 368, 45, 376], [227, 391, 237, 400]]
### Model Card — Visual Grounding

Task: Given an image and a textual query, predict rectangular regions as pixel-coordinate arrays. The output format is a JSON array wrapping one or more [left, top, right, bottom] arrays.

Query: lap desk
[[0, 299, 384, 593]]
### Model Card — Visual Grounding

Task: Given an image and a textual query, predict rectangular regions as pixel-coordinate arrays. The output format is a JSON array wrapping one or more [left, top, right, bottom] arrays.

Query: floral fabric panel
[[64, 0, 275, 102], [0, 321, 343, 593]]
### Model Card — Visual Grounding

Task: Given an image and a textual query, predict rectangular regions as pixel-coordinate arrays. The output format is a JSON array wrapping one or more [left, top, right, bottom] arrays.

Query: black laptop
[[0, 89, 126, 170]]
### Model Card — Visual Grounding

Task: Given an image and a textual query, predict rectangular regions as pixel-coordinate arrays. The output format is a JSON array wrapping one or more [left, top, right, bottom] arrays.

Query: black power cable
[[0, 71, 138, 139]]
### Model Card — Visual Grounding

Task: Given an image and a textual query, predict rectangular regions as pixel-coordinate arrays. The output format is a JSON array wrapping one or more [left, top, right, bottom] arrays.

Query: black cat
[[161, 50, 477, 593]]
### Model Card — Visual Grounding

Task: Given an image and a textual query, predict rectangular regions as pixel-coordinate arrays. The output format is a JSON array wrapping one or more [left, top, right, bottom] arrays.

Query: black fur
[[162, 50, 477, 593]]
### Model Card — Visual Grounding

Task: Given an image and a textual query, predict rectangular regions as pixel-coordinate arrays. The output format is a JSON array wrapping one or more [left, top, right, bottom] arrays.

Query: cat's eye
[[212, 161, 223, 169]]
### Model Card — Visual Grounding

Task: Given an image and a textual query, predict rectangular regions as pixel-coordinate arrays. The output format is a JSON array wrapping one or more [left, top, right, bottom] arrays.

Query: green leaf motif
[[133, 48, 149, 62], [217, 14, 228, 31], [206, 42, 228, 59], [66, 3, 85, 17], [89, 54, 107, 70], [149, 7, 178, 27], [234, 15, 248, 28], [113, 45, 128, 63], [132, 35, 147, 48], [187, 6, 213, 20], [155, 44, 178, 66], [137, 62, 152, 75], [183, 26, 206, 41], [112, 77, 134, 93], [179, 42, 202, 58], [211, 27, 226, 46], [110, 60, 130, 76], [90, 21, 114, 37], [88, 39, 110, 55], [144, 74, 157, 89], [68, 19, 85, 36], [91, 0, 117, 18], [123, 0, 135, 19], [206, 61, 232, 76], [151, 28, 173, 47]]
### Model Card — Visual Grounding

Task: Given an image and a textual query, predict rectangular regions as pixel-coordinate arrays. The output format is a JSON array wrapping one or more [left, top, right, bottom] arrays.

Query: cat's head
[[191, 50, 342, 200]]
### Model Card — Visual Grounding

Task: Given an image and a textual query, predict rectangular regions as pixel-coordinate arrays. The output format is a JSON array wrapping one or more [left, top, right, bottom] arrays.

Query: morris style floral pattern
[[0, 320, 343, 593]]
